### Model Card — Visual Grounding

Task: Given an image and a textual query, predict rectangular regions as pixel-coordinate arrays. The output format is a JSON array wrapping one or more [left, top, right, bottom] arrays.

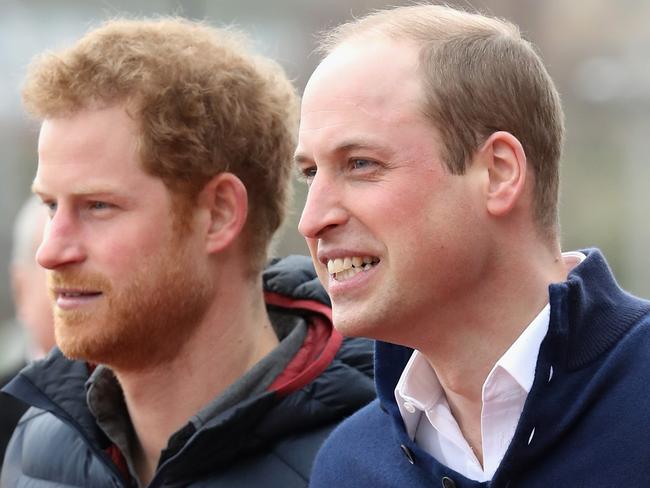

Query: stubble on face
[[50, 233, 213, 372]]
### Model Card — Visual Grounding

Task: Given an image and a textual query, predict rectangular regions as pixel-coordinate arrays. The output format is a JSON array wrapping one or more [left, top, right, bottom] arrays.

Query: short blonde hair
[[23, 17, 299, 273], [319, 5, 564, 236]]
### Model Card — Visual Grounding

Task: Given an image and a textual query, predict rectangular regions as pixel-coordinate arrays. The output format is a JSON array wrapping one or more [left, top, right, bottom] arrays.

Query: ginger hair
[[23, 17, 299, 272]]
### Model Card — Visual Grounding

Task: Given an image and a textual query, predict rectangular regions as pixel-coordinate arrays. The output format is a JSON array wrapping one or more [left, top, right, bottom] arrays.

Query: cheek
[[370, 188, 434, 237], [382, 189, 467, 259], [101, 232, 165, 270]]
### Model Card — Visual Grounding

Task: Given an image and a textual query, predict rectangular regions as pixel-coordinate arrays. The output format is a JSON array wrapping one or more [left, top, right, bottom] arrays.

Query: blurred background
[[1, 0, 650, 364]]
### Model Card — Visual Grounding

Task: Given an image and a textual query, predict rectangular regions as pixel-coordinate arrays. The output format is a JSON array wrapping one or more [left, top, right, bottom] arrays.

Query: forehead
[[297, 39, 443, 162], [33, 105, 148, 193], [301, 39, 423, 127], [37, 105, 138, 163]]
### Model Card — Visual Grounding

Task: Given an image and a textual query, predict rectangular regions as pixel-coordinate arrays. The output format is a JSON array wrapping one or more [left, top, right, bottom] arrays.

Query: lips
[[53, 289, 103, 310]]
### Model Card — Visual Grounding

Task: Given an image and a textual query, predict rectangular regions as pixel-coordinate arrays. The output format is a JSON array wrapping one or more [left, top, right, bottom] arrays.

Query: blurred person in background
[[10, 195, 55, 359], [0, 195, 53, 468], [296, 4, 650, 487], [1, 17, 374, 488]]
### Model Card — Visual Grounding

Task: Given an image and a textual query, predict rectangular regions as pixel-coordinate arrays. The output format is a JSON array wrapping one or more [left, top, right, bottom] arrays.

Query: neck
[[415, 240, 567, 462], [113, 272, 278, 486]]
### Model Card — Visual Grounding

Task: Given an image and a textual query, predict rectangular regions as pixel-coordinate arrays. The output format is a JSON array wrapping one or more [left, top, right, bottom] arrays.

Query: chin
[[56, 336, 99, 363], [55, 321, 123, 367], [332, 313, 374, 339]]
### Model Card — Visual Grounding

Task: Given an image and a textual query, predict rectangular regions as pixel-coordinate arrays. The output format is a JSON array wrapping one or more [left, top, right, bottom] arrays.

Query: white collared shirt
[[394, 251, 585, 481]]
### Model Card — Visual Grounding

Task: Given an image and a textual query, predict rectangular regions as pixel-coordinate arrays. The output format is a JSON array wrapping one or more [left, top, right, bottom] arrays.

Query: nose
[[298, 172, 349, 239], [36, 212, 86, 270]]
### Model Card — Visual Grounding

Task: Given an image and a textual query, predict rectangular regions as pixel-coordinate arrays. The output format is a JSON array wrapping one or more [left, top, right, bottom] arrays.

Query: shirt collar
[[394, 350, 442, 438], [492, 303, 550, 393], [395, 350, 443, 412]]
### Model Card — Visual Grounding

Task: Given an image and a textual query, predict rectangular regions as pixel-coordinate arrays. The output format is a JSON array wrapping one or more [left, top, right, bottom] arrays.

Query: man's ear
[[198, 172, 248, 254], [479, 131, 527, 217]]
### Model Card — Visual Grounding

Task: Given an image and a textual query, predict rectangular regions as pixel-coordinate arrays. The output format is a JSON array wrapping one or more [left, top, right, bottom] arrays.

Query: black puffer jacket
[[1, 256, 375, 487]]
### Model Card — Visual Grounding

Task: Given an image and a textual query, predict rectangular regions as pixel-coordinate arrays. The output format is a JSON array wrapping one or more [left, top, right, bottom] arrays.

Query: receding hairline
[[310, 3, 564, 238], [315, 4, 521, 57]]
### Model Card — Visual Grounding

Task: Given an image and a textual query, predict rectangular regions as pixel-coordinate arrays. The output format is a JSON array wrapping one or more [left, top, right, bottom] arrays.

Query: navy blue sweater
[[310, 249, 650, 488]]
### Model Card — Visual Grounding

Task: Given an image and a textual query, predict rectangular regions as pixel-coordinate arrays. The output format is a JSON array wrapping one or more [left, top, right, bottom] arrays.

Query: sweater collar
[[547, 248, 650, 370]]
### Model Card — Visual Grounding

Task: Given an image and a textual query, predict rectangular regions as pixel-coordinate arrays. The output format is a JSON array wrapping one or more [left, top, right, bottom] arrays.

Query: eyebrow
[[31, 182, 125, 198], [294, 138, 388, 165], [294, 153, 312, 165]]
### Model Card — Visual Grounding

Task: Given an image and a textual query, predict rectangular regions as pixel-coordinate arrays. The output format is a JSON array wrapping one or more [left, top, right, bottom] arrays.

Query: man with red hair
[[2, 17, 373, 487]]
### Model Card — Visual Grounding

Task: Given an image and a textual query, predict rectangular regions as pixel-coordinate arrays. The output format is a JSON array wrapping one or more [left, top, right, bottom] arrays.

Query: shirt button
[[441, 476, 456, 488], [403, 401, 416, 414], [399, 444, 415, 464]]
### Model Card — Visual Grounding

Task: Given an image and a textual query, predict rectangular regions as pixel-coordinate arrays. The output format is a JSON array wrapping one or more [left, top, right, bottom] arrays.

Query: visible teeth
[[338, 267, 360, 281], [326, 255, 380, 281], [328, 258, 343, 274]]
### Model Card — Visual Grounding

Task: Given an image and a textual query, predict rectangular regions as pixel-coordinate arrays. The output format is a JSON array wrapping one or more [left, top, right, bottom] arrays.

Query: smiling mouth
[[327, 256, 380, 281]]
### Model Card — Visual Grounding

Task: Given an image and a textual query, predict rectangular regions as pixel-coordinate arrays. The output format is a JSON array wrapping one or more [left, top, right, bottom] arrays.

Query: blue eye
[[299, 166, 317, 182], [43, 201, 57, 216], [350, 159, 375, 170], [89, 201, 111, 210]]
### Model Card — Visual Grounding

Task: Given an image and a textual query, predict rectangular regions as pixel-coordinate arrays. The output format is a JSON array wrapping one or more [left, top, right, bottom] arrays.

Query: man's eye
[[350, 159, 375, 170], [43, 201, 57, 216], [299, 166, 317, 181], [89, 201, 110, 210]]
